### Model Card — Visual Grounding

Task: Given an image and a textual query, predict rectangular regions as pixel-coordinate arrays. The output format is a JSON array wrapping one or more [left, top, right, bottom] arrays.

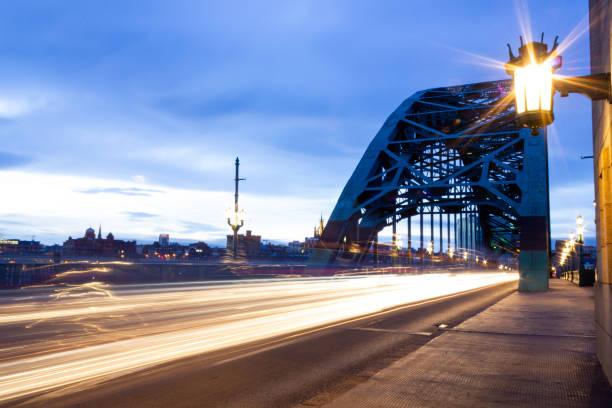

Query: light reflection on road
[[0, 271, 517, 404]]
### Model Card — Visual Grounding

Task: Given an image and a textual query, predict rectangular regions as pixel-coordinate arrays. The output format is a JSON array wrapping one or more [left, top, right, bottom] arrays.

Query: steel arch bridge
[[310, 79, 550, 290]]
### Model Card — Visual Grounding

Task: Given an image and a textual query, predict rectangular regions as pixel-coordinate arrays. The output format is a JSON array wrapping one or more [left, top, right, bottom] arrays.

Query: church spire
[[314, 214, 325, 238], [318, 214, 324, 236], [98, 225, 102, 240]]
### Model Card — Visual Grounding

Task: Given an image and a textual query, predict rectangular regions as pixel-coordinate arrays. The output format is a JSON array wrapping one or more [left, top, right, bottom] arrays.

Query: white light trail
[[0, 272, 517, 404]]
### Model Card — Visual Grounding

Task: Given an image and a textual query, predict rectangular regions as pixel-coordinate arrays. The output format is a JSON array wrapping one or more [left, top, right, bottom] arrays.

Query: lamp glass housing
[[506, 39, 559, 131], [514, 60, 553, 115]]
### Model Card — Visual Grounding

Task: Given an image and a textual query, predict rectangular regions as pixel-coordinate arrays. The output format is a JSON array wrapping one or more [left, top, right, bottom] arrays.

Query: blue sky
[[0, 0, 596, 246]]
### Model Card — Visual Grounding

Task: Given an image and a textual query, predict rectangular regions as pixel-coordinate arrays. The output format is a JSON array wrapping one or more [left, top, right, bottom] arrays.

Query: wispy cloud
[[78, 187, 164, 197], [0, 218, 29, 226], [180, 220, 226, 234], [124, 211, 158, 220], [0, 152, 31, 169], [0, 97, 45, 118]]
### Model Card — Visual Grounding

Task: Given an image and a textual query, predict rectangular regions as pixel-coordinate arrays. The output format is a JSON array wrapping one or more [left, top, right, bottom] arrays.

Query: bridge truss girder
[[310, 79, 550, 291]]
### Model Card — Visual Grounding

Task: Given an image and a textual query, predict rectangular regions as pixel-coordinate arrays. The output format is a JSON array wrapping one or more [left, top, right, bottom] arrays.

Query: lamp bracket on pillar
[[554, 72, 612, 103]]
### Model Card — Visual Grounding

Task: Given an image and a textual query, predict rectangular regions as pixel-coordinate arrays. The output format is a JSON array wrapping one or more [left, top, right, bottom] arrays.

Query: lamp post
[[227, 157, 246, 258], [426, 241, 433, 257], [562, 244, 570, 277], [505, 34, 610, 290], [576, 215, 584, 280], [569, 231, 576, 281], [394, 233, 402, 252]]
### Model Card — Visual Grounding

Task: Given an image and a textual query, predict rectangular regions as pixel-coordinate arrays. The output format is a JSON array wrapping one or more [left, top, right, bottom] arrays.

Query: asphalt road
[[1, 273, 517, 408]]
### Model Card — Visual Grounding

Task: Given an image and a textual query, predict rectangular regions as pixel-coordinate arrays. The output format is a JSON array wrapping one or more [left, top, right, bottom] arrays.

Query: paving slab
[[321, 280, 612, 408]]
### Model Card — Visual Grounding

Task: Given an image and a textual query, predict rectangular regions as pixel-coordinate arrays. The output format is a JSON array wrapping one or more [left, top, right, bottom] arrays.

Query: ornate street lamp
[[505, 35, 561, 134], [506, 34, 611, 133], [227, 157, 246, 259]]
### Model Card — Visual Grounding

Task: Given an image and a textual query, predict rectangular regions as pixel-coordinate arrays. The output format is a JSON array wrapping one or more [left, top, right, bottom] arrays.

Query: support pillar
[[518, 128, 550, 291]]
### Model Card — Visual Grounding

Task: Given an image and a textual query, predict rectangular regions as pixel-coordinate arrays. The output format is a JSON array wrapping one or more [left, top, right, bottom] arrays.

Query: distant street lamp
[[569, 231, 576, 278], [506, 34, 611, 134], [576, 215, 584, 278], [227, 157, 246, 258], [576, 215, 584, 242], [394, 233, 402, 251]]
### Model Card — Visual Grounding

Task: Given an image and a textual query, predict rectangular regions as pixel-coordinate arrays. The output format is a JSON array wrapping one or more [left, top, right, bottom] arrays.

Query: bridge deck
[[316, 280, 612, 407]]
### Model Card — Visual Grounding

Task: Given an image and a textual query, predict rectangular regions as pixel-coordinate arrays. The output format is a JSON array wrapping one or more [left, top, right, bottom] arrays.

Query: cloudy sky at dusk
[[0, 0, 596, 246]]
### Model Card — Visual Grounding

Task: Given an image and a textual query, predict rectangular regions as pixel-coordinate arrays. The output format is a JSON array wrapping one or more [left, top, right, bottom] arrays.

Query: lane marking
[[348, 327, 433, 336]]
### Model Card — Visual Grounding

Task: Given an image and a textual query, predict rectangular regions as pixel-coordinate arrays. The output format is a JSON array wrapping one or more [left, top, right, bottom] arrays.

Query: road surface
[[0, 271, 517, 407]]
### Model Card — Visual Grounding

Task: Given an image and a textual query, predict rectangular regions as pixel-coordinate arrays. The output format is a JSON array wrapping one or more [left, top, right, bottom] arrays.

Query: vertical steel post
[[454, 213, 457, 252], [447, 213, 451, 255], [465, 212, 469, 261], [430, 208, 434, 255], [420, 209, 424, 263], [471, 213, 478, 262], [408, 216, 412, 263], [439, 211, 443, 258], [392, 214, 397, 262], [374, 233, 379, 265]]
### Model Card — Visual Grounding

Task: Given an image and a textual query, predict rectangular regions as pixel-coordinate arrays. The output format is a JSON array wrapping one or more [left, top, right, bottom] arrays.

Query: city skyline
[[0, 1, 596, 245]]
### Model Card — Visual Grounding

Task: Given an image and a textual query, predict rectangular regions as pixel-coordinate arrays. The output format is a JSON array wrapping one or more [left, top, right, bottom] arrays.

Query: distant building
[[302, 215, 326, 252], [260, 241, 288, 257], [141, 241, 185, 260], [288, 240, 302, 253], [159, 234, 170, 246], [0, 239, 41, 254], [63, 226, 136, 258], [553, 239, 596, 268], [226, 230, 261, 257], [187, 242, 212, 259]]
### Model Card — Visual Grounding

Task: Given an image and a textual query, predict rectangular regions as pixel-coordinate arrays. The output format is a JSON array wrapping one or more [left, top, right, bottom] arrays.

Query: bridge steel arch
[[310, 79, 550, 291]]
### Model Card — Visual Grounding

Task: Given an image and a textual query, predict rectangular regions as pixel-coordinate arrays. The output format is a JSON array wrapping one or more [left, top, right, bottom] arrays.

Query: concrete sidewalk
[[321, 280, 612, 408]]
